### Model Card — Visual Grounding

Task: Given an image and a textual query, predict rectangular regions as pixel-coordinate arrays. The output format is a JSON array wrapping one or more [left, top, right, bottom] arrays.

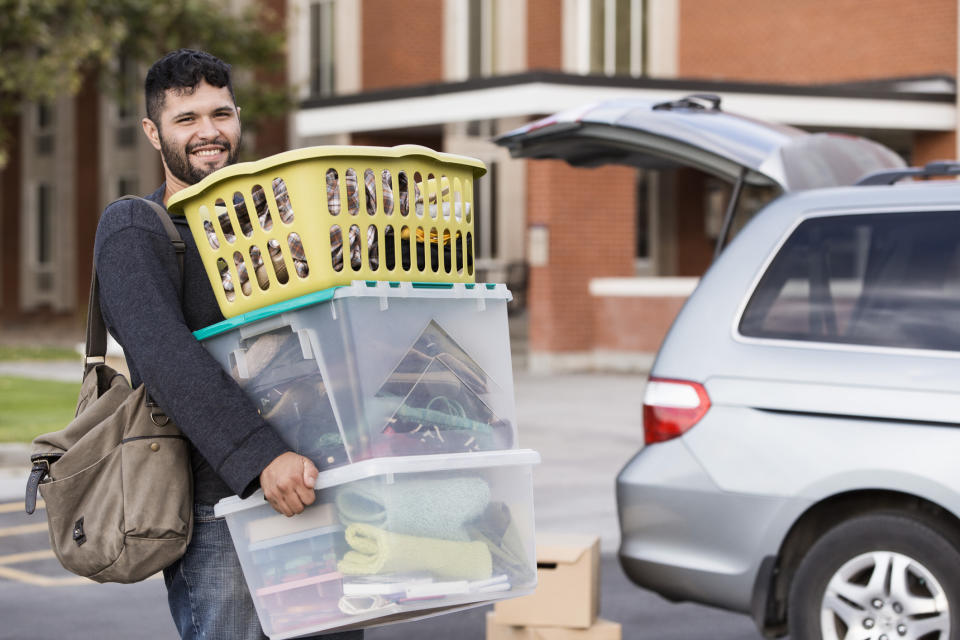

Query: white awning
[[296, 79, 956, 138]]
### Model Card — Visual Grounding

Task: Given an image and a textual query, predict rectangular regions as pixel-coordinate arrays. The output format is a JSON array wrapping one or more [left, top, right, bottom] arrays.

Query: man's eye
[[175, 117, 194, 124]]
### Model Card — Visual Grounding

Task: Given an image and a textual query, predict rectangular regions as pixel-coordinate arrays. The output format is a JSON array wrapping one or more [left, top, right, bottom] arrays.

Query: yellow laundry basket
[[166, 145, 487, 317]]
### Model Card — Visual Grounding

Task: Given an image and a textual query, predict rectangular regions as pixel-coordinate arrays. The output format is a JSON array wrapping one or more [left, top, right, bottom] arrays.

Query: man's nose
[[196, 116, 220, 140]]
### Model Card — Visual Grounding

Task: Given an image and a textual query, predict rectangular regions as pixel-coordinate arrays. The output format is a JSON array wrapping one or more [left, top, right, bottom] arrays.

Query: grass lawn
[[0, 345, 80, 361], [0, 376, 80, 442]]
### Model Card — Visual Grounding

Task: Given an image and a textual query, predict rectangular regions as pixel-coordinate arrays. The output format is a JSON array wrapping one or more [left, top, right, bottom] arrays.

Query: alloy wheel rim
[[820, 550, 949, 640]]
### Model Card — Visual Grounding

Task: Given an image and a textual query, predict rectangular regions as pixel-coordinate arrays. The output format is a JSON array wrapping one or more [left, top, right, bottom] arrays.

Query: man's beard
[[160, 133, 241, 185]]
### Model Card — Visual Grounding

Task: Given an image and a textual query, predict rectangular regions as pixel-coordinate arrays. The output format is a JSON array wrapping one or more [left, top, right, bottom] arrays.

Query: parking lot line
[[0, 564, 90, 587], [0, 549, 55, 566], [0, 549, 91, 587], [0, 523, 48, 537], [0, 501, 43, 514], [0, 502, 163, 587]]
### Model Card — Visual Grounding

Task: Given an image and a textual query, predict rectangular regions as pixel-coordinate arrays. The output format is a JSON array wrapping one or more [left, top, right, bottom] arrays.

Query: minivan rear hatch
[[494, 94, 905, 193]]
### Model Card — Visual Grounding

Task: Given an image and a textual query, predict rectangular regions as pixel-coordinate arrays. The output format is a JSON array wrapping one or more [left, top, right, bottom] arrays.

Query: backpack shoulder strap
[[85, 196, 185, 372], [113, 195, 186, 272]]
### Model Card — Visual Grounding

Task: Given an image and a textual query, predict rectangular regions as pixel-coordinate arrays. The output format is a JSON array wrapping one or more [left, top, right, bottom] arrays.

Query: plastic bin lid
[[214, 449, 540, 518], [193, 280, 511, 341]]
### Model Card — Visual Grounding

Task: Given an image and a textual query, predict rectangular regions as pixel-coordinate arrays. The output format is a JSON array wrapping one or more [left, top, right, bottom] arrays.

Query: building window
[[116, 57, 138, 121], [36, 184, 52, 266], [309, 0, 336, 97], [635, 170, 649, 261], [580, 0, 643, 76], [37, 102, 53, 129], [115, 56, 139, 148], [115, 126, 137, 147], [35, 102, 54, 155], [450, 0, 494, 80], [117, 176, 139, 198], [32, 183, 56, 294], [467, 0, 495, 77]]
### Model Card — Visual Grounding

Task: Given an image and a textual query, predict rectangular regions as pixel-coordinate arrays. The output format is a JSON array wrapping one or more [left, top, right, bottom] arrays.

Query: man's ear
[[141, 117, 162, 151]]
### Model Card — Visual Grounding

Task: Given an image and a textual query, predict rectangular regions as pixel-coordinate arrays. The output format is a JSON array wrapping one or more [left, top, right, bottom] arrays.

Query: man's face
[[143, 80, 241, 192]]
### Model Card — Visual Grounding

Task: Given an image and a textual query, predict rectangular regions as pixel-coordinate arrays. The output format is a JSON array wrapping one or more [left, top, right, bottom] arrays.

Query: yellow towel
[[401, 226, 452, 246], [337, 523, 492, 582]]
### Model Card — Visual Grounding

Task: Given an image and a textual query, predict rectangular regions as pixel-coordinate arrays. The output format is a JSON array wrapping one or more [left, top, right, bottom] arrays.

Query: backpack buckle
[[25, 458, 51, 515]]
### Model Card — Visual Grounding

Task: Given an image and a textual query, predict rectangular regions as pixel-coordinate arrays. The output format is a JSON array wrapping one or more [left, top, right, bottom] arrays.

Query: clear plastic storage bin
[[214, 450, 539, 638], [195, 281, 517, 469]]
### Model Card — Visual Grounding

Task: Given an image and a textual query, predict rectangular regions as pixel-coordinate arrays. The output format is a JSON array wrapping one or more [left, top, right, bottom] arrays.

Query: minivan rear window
[[739, 210, 960, 351]]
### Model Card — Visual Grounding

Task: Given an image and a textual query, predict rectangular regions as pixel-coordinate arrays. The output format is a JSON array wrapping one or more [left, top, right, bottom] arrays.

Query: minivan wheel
[[787, 512, 960, 640]]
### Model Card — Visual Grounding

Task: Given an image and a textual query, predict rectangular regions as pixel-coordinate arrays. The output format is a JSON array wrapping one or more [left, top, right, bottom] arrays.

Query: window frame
[[575, 0, 644, 76], [35, 182, 53, 267], [116, 176, 140, 200], [634, 168, 651, 271], [25, 180, 58, 302], [732, 205, 960, 357], [451, 0, 495, 79], [308, 0, 336, 98], [115, 56, 139, 122], [34, 100, 56, 155]]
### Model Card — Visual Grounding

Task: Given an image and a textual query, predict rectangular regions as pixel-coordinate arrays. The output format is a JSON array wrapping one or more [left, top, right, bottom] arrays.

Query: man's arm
[[95, 205, 316, 513]]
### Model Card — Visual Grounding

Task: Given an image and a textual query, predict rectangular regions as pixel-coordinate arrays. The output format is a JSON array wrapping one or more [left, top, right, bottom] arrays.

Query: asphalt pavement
[[0, 360, 763, 639]]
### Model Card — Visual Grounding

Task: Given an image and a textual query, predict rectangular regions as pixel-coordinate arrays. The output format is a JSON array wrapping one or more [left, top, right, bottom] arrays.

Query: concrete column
[[646, 0, 678, 78]]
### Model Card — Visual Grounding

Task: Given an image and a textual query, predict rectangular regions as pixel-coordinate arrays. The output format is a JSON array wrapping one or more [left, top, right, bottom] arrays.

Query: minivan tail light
[[643, 378, 711, 445]]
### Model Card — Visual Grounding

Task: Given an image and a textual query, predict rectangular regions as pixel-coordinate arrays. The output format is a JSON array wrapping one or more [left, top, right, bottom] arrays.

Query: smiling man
[[141, 51, 242, 197], [92, 50, 361, 640]]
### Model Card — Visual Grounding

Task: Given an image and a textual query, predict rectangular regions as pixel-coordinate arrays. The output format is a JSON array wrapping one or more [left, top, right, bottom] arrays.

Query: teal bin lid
[[193, 281, 505, 341]]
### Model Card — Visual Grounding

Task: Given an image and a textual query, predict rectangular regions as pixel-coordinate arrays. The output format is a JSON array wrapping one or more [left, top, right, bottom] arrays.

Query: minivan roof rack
[[652, 94, 722, 112], [856, 161, 960, 185]]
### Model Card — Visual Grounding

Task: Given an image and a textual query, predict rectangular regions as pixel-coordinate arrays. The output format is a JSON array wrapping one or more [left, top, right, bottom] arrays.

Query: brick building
[[2, 0, 958, 371]]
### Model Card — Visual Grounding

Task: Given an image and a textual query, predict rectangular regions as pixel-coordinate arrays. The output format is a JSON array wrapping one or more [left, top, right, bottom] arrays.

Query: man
[[94, 49, 362, 640]]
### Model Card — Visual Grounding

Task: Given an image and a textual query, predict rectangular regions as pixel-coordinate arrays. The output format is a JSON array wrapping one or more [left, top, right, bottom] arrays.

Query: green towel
[[337, 523, 492, 581], [335, 476, 490, 541]]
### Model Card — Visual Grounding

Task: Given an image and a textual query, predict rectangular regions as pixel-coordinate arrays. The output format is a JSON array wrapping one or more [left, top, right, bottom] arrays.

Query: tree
[[0, 0, 293, 167]]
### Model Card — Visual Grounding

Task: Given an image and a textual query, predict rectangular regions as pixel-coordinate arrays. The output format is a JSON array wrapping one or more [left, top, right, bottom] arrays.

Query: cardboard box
[[486, 613, 621, 640], [493, 533, 600, 628]]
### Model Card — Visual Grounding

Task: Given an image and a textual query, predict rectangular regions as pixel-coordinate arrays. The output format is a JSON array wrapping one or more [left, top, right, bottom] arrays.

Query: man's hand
[[260, 452, 319, 516]]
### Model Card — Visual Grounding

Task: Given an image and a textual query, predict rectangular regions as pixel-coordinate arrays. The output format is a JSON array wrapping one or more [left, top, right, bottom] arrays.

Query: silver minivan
[[498, 96, 960, 639]]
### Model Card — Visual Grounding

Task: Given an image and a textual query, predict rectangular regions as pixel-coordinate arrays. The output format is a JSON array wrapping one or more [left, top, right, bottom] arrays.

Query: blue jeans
[[164, 503, 363, 640]]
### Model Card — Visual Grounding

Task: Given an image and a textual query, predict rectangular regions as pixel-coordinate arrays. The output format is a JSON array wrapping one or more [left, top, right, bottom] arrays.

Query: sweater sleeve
[[95, 222, 289, 497]]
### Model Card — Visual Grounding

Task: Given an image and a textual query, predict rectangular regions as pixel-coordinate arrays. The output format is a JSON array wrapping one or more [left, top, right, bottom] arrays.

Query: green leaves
[[0, 0, 293, 166]]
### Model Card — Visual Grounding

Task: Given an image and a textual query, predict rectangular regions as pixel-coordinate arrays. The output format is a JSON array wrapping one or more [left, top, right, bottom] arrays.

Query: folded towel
[[337, 523, 492, 582], [336, 476, 490, 541]]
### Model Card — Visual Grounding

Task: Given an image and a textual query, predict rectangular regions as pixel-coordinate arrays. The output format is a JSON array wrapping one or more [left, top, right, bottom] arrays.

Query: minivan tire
[[787, 512, 960, 640]]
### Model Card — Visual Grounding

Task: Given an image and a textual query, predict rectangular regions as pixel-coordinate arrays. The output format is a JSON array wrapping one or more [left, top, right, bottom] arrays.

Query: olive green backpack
[[25, 196, 194, 583]]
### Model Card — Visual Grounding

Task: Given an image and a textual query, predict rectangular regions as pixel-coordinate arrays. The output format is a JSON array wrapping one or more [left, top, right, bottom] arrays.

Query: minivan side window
[[739, 211, 960, 351]]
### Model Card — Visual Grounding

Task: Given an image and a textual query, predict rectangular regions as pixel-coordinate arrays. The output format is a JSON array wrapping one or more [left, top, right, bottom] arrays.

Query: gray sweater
[[94, 185, 289, 504]]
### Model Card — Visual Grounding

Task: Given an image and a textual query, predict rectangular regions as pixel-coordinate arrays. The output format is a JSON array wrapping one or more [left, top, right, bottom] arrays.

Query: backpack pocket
[[120, 434, 192, 540], [40, 448, 125, 579]]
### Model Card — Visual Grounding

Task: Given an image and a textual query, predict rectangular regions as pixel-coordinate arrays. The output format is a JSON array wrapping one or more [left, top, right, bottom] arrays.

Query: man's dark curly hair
[[145, 49, 236, 124]]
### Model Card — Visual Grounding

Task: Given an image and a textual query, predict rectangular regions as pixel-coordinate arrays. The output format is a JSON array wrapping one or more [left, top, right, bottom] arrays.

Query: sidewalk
[[0, 443, 30, 502], [0, 360, 80, 501], [0, 360, 82, 383]]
